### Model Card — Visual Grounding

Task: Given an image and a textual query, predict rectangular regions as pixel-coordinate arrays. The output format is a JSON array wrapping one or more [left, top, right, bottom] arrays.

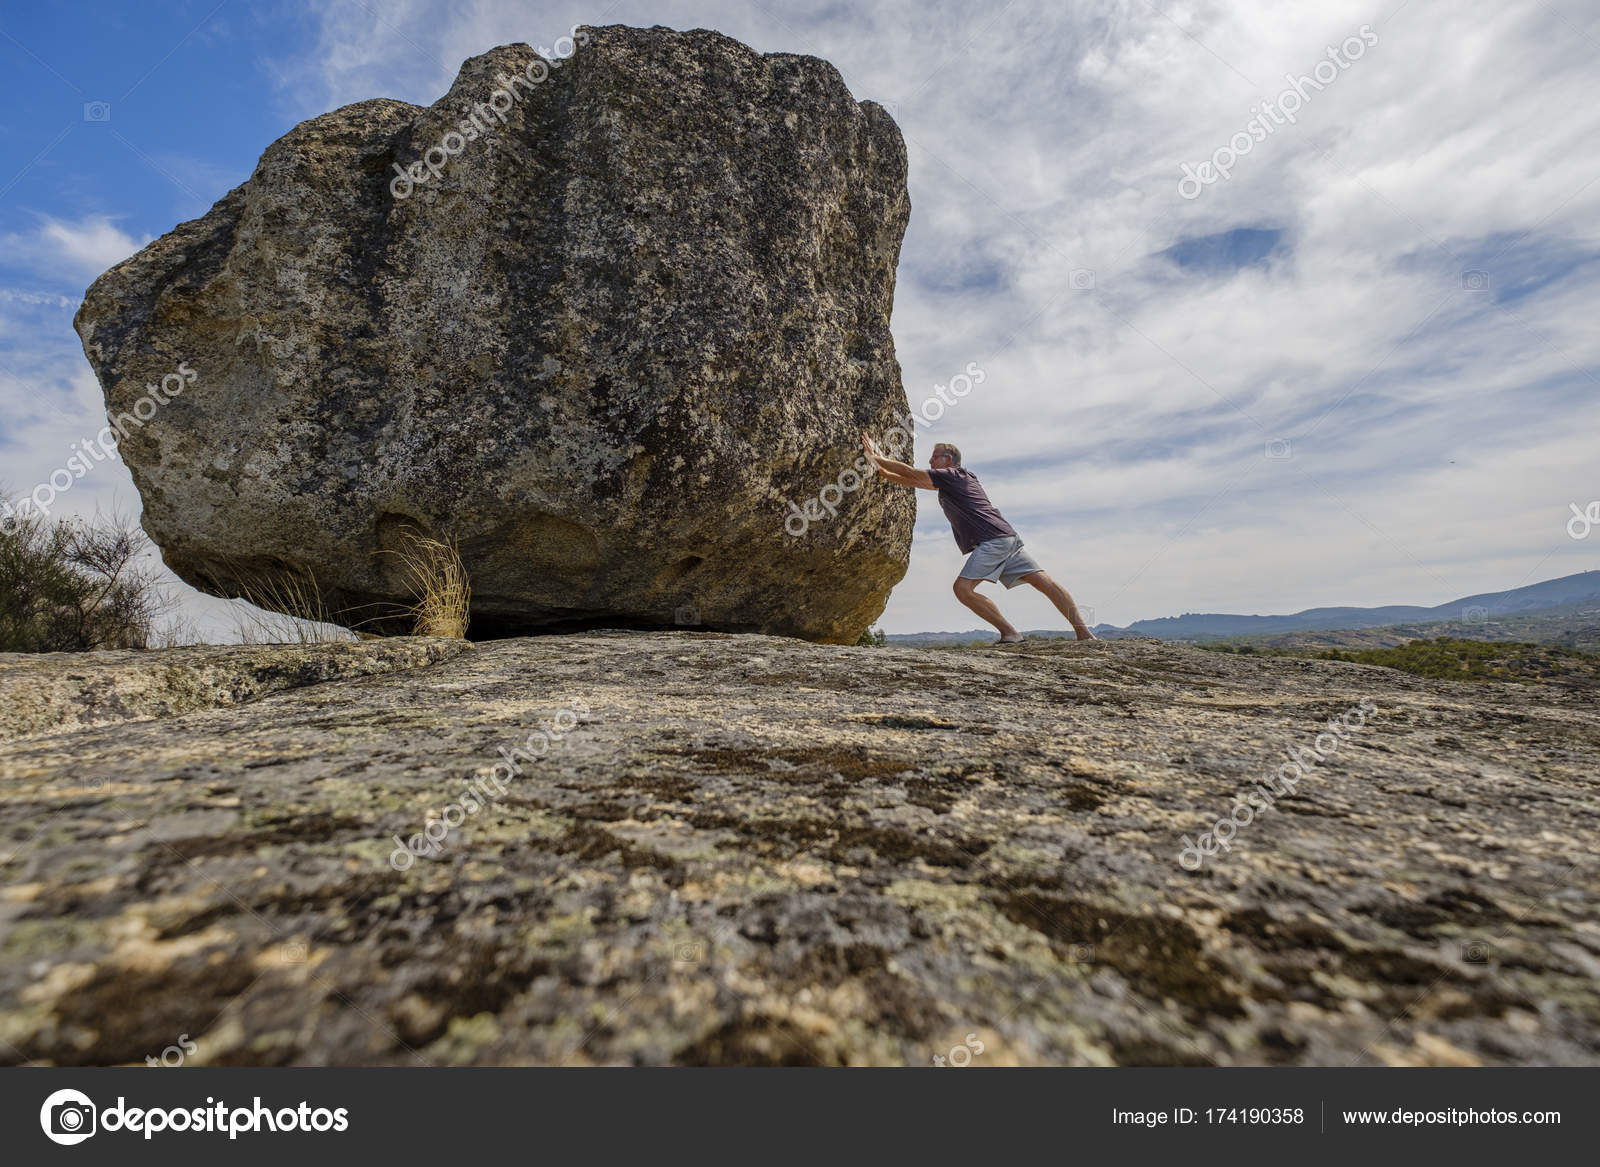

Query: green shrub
[[1317, 637, 1600, 685], [0, 505, 171, 652]]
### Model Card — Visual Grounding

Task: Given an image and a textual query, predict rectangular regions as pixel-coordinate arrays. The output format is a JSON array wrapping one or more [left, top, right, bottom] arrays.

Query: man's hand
[[861, 431, 935, 490], [862, 431, 897, 479]]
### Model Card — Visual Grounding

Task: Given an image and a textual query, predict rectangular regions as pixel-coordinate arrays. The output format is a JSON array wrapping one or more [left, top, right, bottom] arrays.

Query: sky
[[1, 0, 1596, 638]]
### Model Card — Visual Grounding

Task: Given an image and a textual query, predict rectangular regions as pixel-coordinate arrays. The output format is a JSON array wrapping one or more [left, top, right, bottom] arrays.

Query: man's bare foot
[[995, 633, 1026, 644], [1075, 629, 1098, 641]]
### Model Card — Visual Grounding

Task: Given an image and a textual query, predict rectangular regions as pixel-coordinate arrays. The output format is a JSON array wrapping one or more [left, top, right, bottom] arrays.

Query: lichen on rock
[[3, 633, 1597, 1066]]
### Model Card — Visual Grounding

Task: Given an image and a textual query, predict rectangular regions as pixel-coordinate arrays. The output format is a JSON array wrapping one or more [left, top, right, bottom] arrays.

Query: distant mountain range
[[885, 570, 1600, 646]]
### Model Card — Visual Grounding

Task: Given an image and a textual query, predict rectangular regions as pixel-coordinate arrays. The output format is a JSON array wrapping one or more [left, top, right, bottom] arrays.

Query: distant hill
[[885, 570, 1600, 647], [1117, 571, 1600, 640], [1195, 599, 1600, 655]]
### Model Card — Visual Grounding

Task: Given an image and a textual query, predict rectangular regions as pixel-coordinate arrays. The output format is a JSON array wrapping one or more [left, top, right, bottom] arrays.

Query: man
[[861, 433, 1097, 644]]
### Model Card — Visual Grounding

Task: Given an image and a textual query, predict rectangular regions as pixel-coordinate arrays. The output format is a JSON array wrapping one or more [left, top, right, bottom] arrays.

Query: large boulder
[[73, 24, 913, 642]]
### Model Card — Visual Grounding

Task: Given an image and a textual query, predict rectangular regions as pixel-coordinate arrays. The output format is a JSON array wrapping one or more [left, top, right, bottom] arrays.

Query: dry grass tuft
[[382, 534, 471, 639]]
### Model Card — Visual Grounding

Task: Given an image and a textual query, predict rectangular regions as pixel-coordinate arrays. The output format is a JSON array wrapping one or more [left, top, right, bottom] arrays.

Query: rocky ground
[[1, 632, 1596, 1066]]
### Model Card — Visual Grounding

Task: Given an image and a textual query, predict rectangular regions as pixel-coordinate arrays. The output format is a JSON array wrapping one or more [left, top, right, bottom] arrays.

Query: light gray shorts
[[958, 535, 1043, 589]]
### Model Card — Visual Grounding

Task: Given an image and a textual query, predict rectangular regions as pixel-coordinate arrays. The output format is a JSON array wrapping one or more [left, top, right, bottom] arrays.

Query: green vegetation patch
[[1315, 637, 1600, 688]]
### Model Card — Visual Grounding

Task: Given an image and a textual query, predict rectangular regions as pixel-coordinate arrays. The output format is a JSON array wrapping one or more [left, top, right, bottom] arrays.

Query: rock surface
[[0, 639, 471, 745], [2, 633, 1596, 1066], [72, 25, 913, 643]]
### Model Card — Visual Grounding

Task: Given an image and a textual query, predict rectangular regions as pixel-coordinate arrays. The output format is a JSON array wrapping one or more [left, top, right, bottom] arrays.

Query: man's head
[[931, 442, 961, 469]]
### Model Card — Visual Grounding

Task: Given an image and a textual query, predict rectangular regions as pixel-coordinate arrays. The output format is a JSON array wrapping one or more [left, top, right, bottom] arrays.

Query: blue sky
[[2, 0, 1597, 637]]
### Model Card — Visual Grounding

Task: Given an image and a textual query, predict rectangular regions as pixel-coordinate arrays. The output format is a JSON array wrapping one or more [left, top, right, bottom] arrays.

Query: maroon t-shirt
[[928, 466, 1017, 553]]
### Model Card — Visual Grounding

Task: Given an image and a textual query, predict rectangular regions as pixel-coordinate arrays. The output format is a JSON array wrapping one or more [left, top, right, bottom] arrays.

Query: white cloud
[[10, 0, 1588, 640], [0, 213, 150, 281]]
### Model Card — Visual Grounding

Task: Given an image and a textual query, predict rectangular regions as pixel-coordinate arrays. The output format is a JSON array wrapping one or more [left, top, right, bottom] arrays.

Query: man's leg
[[953, 577, 1022, 642], [1019, 570, 1097, 640]]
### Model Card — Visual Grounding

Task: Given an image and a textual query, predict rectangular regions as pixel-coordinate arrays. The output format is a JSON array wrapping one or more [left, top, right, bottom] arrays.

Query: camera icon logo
[[83, 101, 111, 122], [1461, 270, 1490, 291], [1068, 943, 1096, 964], [1069, 268, 1095, 290], [1462, 605, 1489, 624], [1265, 439, 1293, 460], [673, 604, 700, 627], [674, 940, 704, 963], [1461, 941, 1491, 963], [40, 1088, 97, 1145], [1568, 501, 1599, 540]]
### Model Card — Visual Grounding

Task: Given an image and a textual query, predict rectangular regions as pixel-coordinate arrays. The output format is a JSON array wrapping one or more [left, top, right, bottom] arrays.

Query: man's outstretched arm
[[861, 432, 935, 489]]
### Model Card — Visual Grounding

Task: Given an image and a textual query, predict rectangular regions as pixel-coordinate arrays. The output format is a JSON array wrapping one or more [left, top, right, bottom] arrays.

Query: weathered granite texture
[[0, 639, 471, 745], [72, 25, 913, 643], [1, 633, 1596, 1066]]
